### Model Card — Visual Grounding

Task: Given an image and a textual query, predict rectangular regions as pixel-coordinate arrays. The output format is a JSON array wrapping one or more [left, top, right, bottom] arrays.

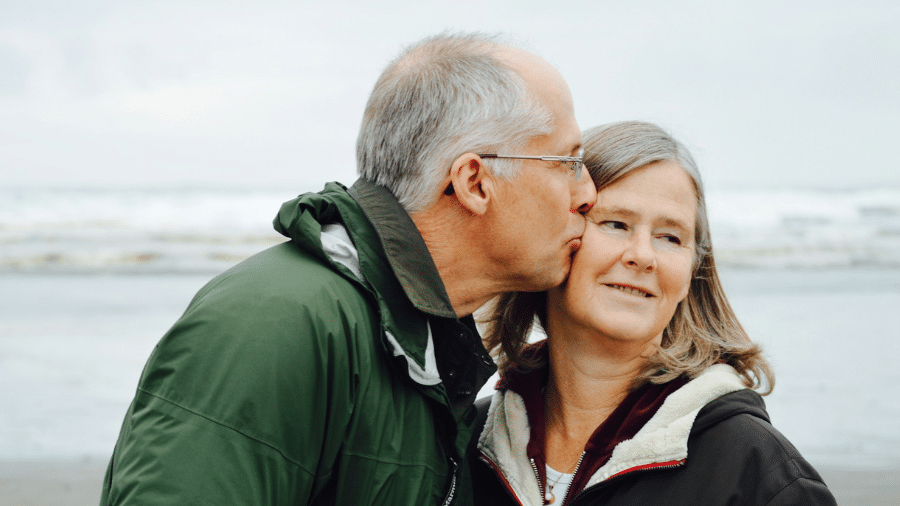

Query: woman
[[471, 121, 836, 505]]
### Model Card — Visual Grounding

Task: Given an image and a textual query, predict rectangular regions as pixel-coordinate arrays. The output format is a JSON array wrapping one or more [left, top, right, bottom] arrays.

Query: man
[[100, 32, 595, 505]]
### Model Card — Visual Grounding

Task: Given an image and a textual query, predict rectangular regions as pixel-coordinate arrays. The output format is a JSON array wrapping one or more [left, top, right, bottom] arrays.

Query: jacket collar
[[346, 180, 496, 411], [478, 361, 747, 504], [499, 342, 690, 499], [273, 181, 495, 404], [349, 179, 456, 319], [273, 182, 443, 387]]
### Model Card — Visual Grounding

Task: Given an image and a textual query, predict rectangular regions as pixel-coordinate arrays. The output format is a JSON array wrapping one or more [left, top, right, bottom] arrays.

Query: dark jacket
[[100, 180, 496, 505], [472, 364, 836, 505]]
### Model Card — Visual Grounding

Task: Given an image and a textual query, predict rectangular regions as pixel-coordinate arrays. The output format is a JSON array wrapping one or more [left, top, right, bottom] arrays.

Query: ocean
[[1, 186, 899, 471], [2, 185, 899, 274]]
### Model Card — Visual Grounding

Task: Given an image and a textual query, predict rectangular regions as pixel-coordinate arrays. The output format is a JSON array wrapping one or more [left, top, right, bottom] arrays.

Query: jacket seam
[[342, 450, 444, 474], [137, 388, 314, 477], [748, 414, 819, 485], [764, 474, 828, 506], [761, 456, 827, 505]]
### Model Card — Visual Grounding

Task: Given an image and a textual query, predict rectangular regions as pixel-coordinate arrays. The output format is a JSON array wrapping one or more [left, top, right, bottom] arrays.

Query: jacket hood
[[273, 182, 442, 387], [692, 387, 769, 434], [274, 182, 377, 272]]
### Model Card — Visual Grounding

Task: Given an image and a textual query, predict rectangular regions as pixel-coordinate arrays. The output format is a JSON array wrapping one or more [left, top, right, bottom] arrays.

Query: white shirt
[[545, 465, 575, 504]]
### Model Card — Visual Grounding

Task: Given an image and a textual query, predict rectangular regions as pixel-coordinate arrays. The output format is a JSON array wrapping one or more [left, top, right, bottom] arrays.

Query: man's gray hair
[[356, 32, 555, 214]]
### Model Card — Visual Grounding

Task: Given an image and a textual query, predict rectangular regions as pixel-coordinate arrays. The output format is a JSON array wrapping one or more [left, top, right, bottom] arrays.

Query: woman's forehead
[[590, 162, 697, 227]]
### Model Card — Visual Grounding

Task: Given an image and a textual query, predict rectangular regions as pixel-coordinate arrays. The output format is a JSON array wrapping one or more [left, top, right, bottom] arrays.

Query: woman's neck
[[542, 326, 656, 471]]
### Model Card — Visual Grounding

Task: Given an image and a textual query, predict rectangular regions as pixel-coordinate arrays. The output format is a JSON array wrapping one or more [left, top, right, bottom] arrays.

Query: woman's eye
[[660, 234, 682, 245], [600, 221, 627, 230]]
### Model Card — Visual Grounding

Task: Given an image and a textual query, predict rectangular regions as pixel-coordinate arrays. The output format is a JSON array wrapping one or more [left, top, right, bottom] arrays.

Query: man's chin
[[514, 254, 572, 292], [543, 259, 572, 290]]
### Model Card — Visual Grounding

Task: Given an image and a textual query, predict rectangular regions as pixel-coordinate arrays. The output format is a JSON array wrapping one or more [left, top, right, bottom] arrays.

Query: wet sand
[[0, 458, 897, 505], [1, 458, 106, 506], [2, 271, 899, 504]]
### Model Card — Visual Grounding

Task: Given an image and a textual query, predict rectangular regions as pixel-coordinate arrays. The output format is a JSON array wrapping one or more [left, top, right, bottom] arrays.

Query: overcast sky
[[1, 0, 898, 192]]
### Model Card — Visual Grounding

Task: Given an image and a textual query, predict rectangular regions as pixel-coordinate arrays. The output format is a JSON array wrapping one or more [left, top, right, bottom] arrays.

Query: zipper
[[485, 452, 681, 506], [479, 453, 525, 506], [608, 458, 685, 480], [559, 451, 586, 506], [530, 458, 545, 503], [441, 458, 458, 506], [533, 451, 585, 505], [567, 458, 686, 505]]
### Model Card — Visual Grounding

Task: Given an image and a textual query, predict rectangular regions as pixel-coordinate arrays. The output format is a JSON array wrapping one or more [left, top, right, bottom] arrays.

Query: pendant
[[545, 489, 555, 504]]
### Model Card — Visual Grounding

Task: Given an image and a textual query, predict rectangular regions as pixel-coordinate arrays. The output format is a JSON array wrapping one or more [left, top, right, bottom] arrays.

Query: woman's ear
[[447, 153, 492, 216]]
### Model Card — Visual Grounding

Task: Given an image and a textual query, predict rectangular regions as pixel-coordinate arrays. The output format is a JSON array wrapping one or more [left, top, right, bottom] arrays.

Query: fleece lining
[[478, 364, 747, 504]]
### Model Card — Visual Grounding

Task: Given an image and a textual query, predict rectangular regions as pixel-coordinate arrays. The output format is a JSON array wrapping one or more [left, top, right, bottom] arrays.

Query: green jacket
[[100, 180, 497, 505]]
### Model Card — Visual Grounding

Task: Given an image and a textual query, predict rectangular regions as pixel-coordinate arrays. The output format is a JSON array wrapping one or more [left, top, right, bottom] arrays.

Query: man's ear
[[447, 153, 493, 216]]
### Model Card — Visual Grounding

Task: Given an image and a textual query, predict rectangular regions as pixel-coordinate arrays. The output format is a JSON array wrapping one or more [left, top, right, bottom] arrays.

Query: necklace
[[544, 471, 563, 504], [544, 468, 567, 505]]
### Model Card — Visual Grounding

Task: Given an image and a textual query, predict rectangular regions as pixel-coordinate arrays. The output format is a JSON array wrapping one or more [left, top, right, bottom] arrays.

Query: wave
[[2, 186, 899, 272], [707, 188, 900, 268]]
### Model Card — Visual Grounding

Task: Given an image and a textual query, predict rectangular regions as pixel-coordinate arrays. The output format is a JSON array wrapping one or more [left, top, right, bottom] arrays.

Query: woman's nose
[[622, 233, 655, 272]]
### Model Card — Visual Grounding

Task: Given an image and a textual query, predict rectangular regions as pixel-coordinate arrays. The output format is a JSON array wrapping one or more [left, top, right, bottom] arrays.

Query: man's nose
[[571, 172, 597, 214]]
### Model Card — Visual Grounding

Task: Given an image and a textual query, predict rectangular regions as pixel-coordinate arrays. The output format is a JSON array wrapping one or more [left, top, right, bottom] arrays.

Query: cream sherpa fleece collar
[[477, 364, 747, 505]]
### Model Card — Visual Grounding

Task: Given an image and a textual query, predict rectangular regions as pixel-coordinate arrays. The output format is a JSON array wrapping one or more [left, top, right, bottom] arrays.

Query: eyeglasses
[[477, 148, 584, 180]]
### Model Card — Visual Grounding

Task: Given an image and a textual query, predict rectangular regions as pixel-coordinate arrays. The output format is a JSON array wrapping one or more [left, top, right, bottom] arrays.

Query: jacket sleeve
[[765, 474, 837, 506], [684, 399, 838, 506], [100, 262, 377, 505], [730, 412, 838, 506]]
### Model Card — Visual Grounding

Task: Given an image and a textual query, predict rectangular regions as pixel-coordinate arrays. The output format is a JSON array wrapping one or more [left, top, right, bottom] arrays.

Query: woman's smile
[[603, 283, 654, 298]]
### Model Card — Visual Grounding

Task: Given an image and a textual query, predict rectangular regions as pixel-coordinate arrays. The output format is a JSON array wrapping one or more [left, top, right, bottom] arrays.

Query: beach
[[6, 461, 897, 506], [3, 3, 899, 502], [1, 269, 899, 504]]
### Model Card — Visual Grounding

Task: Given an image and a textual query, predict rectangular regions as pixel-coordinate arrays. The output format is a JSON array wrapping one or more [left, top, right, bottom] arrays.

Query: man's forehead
[[496, 45, 579, 153]]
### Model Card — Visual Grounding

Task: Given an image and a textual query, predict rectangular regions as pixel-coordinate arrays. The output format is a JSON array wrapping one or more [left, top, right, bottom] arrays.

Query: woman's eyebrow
[[594, 206, 637, 219], [659, 216, 692, 231]]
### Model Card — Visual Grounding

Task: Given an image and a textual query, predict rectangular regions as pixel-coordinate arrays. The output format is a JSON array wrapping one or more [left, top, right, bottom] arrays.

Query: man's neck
[[412, 203, 502, 317]]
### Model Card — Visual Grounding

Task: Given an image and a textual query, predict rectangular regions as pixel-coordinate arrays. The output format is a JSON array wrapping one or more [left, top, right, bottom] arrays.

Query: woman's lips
[[604, 283, 654, 297]]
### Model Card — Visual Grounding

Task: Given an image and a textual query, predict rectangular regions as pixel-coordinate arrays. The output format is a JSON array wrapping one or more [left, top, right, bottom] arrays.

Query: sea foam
[[2, 186, 899, 272]]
